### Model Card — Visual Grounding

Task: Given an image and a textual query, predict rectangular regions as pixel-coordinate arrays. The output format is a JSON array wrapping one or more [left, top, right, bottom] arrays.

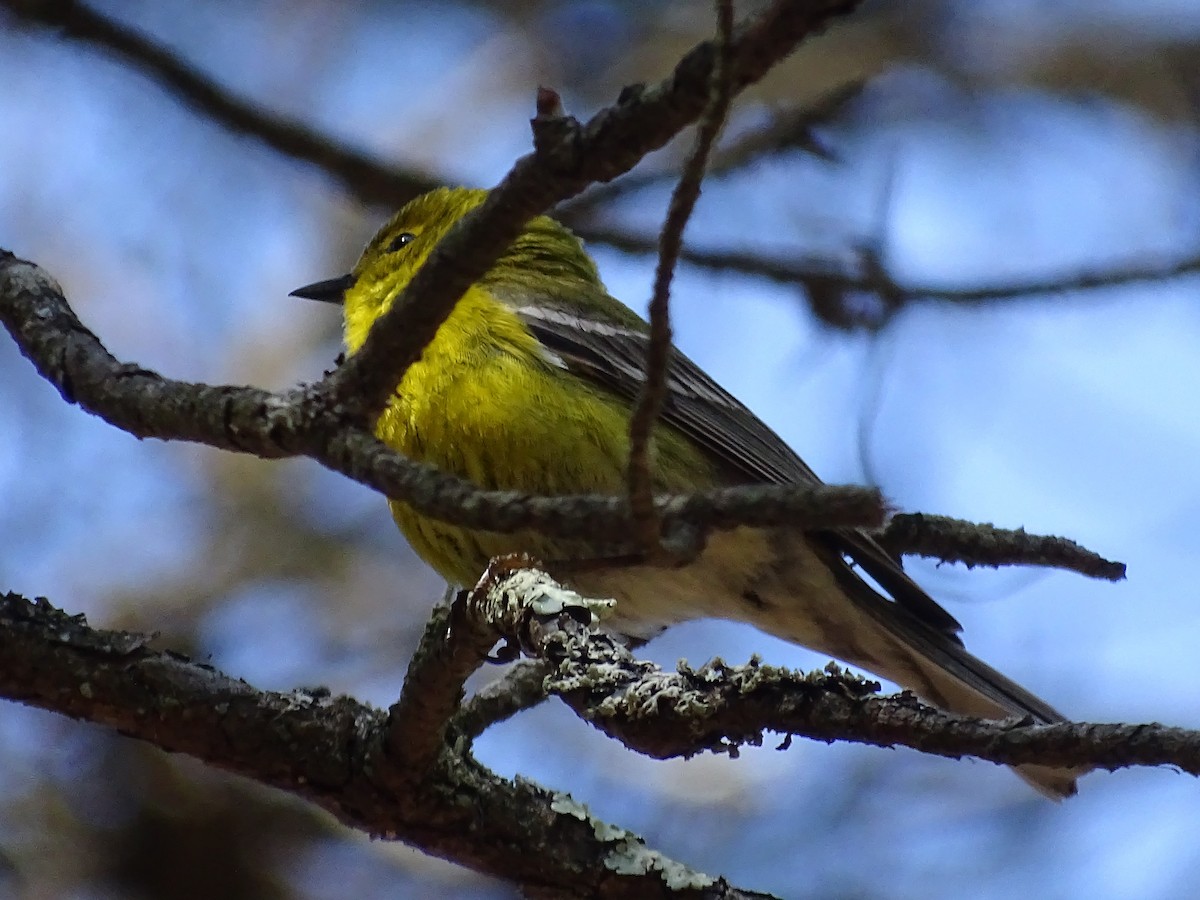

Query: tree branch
[[0, 591, 771, 899], [462, 571, 1195, 777], [0, 2, 1162, 895], [0, 251, 1123, 585], [2, 0, 869, 427], [562, 79, 862, 218], [580, 235, 1200, 331], [880, 513, 1127, 582], [321, 0, 865, 424], [6, 571, 1186, 852], [0, 249, 888, 546], [9, 0, 1196, 332]]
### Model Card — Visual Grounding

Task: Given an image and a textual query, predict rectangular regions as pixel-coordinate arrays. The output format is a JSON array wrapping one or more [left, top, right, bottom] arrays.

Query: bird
[[292, 186, 1079, 798]]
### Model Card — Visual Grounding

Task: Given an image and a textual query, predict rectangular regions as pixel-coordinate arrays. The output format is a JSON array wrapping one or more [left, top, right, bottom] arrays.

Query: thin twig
[[453, 660, 549, 739], [591, 234, 1200, 330], [627, 0, 737, 556], [879, 513, 1127, 581], [563, 78, 863, 219], [698, 80, 863, 172]]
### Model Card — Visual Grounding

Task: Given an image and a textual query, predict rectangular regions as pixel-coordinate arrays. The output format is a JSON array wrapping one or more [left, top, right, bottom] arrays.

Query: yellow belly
[[373, 288, 713, 587]]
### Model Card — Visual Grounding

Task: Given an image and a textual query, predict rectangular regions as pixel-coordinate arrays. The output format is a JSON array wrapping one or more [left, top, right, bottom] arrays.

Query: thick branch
[[8, 574, 1175, 794], [381, 579, 546, 777], [0, 591, 768, 899], [398, 567, 1197, 776], [496, 583, 1195, 776], [0, 572, 1174, 890], [0, 249, 1124, 581]]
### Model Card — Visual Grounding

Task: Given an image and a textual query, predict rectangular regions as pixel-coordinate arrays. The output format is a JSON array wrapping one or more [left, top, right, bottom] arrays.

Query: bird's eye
[[386, 232, 415, 253]]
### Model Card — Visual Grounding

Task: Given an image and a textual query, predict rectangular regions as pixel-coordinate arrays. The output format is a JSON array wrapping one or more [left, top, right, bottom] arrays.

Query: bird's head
[[291, 186, 603, 354]]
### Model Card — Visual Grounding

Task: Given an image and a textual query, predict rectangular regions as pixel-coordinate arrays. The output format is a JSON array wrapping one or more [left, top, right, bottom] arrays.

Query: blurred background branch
[[7, 0, 1200, 333]]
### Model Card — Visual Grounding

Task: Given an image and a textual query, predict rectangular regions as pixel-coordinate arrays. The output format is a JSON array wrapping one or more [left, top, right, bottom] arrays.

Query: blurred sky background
[[1, 0, 1199, 897]]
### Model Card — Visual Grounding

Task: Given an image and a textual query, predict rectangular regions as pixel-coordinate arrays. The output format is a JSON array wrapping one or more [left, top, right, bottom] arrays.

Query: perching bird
[[293, 187, 1078, 798]]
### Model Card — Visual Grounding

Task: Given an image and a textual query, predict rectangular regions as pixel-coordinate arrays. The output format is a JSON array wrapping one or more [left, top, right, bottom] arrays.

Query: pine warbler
[[293, 187, 1078, 798]]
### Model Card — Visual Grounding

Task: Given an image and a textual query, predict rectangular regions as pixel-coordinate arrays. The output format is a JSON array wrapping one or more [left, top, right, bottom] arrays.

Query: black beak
[[289, 273, 355, 304]]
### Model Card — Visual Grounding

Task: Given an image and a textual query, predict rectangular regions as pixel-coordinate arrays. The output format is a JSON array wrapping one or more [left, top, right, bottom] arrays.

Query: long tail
[[841, 593, 1080, 799], [762, 534, 1081, 798]]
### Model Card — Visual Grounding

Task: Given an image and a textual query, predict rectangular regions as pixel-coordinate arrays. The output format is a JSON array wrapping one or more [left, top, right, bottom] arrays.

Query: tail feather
[[581, 527, 1083, 798], [895, 635, 1081, 799], [792, 537, 1083, 799]]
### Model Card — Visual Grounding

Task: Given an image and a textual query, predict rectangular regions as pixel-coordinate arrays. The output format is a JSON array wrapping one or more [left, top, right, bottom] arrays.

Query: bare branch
[[382, 589, 489, 776], [880, 513, 1128, 582], [0, 0, 438, 208], [3, 0, 876, 439], [0, 591, 777, 899], [10, 0, 1199, 328], [0, 250, 886, 547], [563, 78, 863, 218], [454, 660, 549, 739], [0, 0, 1159, 893], [1, 249, 1122, 583], [698, 81, 861, 172], [381, 563, 609, 777], [421, 567, 1194, 776], [478, 578, 1191, 777], [584, 234, 1200, 331]]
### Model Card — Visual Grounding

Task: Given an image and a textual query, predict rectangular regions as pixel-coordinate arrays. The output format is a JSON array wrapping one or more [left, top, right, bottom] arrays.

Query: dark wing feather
[[516, 302, 964, 639]]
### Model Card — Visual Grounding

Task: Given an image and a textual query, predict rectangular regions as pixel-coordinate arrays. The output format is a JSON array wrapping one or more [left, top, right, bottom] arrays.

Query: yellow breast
[[373, 288, 633, 583]]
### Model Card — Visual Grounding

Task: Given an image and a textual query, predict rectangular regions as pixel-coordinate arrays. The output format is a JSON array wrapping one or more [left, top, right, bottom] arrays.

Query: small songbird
[[292, 187, 1078, 798]]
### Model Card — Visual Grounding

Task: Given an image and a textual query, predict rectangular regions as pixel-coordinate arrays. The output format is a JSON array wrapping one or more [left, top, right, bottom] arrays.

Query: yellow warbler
[[293, 187, 1078, 798]]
